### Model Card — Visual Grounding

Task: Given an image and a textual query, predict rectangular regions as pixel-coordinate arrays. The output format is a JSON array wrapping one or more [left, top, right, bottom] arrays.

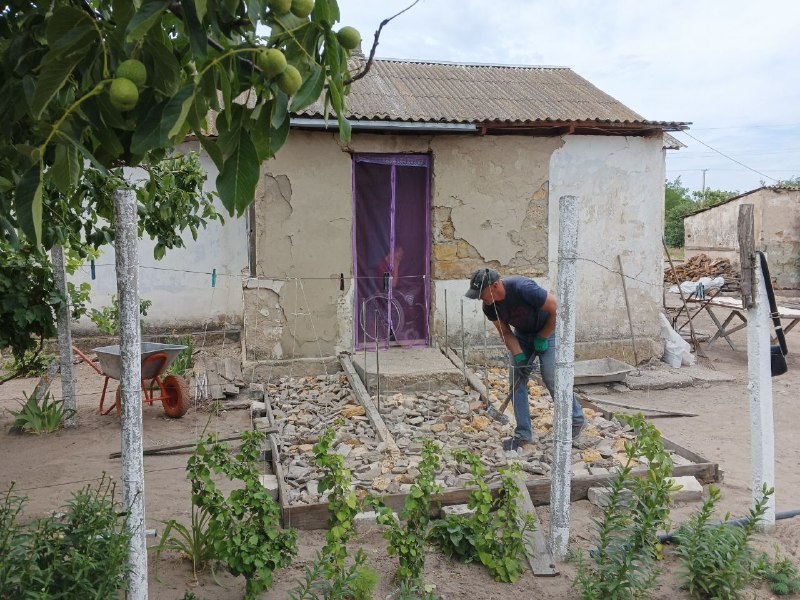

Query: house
[[684, 187, 800, 289], [240, 57, 686, 364]]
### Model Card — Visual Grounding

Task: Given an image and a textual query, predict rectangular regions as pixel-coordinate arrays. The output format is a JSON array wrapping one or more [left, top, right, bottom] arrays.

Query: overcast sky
[[337, 0, 800, 194]]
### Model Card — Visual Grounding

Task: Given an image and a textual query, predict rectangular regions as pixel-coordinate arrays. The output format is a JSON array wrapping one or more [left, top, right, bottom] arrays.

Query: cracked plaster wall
[[685, 188, 800, 289], [548, 135, 666, 361]]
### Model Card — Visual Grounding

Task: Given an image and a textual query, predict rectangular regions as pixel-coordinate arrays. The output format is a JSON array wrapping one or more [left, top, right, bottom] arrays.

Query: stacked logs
[[664, 253, 741, 289]]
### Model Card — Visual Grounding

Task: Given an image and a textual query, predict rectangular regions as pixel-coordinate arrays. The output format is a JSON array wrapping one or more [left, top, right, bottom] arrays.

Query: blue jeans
[[509, 332, 586, 441]]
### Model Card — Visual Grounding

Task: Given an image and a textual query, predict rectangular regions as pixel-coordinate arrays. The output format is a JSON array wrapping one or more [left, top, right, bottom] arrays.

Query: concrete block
[[587, 486, 632, 509], [250, 401, 266, 416], [252, 416, 271, 431], [667, 476, 703, 503], [259, 474, 279, 500], [442, 504, 475, 518], [249, 383, 265, 401], [353, 510, 393, 535]]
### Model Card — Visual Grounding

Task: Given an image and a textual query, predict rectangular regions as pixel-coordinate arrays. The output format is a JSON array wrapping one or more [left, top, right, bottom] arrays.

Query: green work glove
[[513, 352, 527, 365], [533, 337, 549, 353]]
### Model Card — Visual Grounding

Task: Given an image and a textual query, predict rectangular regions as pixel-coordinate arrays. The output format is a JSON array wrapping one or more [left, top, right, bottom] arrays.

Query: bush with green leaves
[[369, 438, 443, 587], [166, 335, 195, 376], [673, 483, 774, 599], [754, 547, 800, 596], [0, 476, 130, 598], [89, 295, 152, 335], [2, 349, 55, 379], [10, 391, 76, 434], [289, 427, 371, 599], [573, 413, 676, 600], [187, 430, 296, 599], [429, 450, 534, 583]]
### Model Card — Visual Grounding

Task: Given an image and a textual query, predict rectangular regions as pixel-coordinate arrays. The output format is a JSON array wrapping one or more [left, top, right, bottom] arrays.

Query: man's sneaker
[[502, 437, 532, 452], [572, 422, 586, 439]]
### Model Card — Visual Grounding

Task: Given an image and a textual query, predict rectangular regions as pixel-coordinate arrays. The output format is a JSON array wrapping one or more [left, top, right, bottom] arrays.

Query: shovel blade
[[486, 405, 510, 424]]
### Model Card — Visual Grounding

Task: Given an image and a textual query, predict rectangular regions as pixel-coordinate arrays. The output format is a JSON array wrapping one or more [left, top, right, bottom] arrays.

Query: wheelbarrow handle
[[72, 345, 103, 375]]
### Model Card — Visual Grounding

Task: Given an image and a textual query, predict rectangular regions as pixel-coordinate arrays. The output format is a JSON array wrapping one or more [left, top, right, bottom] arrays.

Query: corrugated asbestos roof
[[297, 57, 687, 130]]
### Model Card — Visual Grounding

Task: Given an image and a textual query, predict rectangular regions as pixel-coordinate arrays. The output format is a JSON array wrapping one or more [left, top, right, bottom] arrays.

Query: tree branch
[[344, 0, 420, 86]]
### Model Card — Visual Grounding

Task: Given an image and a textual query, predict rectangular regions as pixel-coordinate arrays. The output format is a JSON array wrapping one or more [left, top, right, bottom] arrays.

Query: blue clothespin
[[211, 268, 217, 288], [90, 259, 96, 280]]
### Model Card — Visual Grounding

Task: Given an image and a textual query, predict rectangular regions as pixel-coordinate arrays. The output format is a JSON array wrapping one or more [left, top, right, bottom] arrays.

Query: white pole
[[114, 188, 148, 598], [747, 256, 775, 530], [549, 194, 579, 560], [50, 245, 76, 428]]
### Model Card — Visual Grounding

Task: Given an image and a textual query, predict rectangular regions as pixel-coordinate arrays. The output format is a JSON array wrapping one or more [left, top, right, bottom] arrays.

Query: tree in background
[[664, 177, 738, 247]]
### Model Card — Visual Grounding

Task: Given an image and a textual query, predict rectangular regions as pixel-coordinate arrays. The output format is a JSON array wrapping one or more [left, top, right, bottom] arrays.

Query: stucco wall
[[246, 131, 667, 363], [548, 136, 665, 361], [70, 143, 247, 331], [684, 189, 800, 289]]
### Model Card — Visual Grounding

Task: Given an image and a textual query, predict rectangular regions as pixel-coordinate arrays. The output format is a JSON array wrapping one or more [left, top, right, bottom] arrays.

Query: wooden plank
[[263, 392, 291, 527], [339, 355, 398, 452], [109, 431, 276, 459], [442, 347, 492, 406], [511, 473, 558, 576], [738, 203, 755, 308]]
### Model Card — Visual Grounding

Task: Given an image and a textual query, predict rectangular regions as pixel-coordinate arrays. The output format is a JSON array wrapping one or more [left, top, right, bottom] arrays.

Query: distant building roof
[[683, 186, 800, 218], [297, 57, 689, 134]]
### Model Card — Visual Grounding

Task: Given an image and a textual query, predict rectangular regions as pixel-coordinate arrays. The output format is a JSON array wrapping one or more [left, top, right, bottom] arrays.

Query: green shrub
[[674, 483, 774, 599], [186, 430, 296, 599], [429, 451, 534, 583], [350, 565, 379, 600], [166, 335, 195, 376], [573, 414, 676, 600], [0, 476, 130, 598], [2, 349, 55, 378], [755, 548, 800, 595], [10, 391, 75, 434], [370, 438, 443, 587], [89, 295, 151, 335]]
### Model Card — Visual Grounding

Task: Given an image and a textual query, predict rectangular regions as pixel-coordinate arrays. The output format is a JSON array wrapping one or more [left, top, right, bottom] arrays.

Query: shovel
[[485, 352, 538, 424]]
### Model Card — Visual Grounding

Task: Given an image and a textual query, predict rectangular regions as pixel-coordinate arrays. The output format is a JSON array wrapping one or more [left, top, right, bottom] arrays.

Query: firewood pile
[[664, 253, 741, 290]]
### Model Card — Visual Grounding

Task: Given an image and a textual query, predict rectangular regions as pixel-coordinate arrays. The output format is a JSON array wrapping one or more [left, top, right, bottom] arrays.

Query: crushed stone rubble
[[263, 369, 644, 506]]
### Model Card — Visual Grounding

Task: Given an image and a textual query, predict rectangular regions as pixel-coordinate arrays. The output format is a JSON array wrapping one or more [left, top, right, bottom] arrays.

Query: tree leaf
[[30, 50, 87, 119], [46, 7, 96, 55], [166, 84, 195, 138], [216, 132, 259, 216], [289, 64, 324, 112], [144, 37, 181, 97], [51, 143, 81, 193], [270, 114, 290, 156], [126, 0, 171, 43], [130, 100, 166, 154], [196, 132, 223, 171], [14, 165, 43, 245], [194, 0, 208, 22]]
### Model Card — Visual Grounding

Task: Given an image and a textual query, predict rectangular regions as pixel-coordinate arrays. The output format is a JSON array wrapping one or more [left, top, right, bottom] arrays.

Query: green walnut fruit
[[257, 48, 288, 77], [109, 77, 139, 112], [290, 0, 314, 18], [116, 59, 147, 89], [267, 0, 292, 14], [336, 26, 361, 51], [277, 64, 302, 96]]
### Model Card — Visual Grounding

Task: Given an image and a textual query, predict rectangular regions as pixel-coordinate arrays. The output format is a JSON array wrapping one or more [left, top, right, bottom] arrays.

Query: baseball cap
[[465, 268, 499, 299]]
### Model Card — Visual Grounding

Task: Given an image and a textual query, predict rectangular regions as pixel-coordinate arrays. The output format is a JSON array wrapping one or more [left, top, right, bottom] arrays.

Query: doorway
[[353, 154, 431, 350]]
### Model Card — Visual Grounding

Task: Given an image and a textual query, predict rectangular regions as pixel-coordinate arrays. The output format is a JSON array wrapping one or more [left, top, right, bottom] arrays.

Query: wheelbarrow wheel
[[161, 375, 190, 418]]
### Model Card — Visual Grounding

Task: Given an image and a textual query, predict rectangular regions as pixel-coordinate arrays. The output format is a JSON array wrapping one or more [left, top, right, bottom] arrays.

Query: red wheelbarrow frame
[[72, 346, 189, 418]]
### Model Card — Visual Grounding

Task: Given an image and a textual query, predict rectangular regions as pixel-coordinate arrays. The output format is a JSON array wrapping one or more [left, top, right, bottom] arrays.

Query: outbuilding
[[241, 56, 686, 364]]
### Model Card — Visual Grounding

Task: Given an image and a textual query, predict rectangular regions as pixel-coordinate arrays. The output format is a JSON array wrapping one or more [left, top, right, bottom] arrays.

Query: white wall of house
[[70, 144, 248, 332], [548, 135, 666, 360]]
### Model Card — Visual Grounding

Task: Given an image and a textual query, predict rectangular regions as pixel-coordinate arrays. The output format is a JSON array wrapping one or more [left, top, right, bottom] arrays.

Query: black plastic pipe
[[659, 509, 800, 543]]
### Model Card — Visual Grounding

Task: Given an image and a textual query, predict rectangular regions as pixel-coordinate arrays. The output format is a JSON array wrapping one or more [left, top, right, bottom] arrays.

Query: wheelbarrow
[[72, 342, 190, 418]]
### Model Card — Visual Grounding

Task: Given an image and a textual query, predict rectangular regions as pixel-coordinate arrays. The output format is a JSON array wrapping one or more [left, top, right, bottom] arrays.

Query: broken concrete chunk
[[442, 504, 475, 518], [253, 416, 271, 431], [587, 486, 633, 509], [259, 474, 279, 500], [667, 476, 703, 503]]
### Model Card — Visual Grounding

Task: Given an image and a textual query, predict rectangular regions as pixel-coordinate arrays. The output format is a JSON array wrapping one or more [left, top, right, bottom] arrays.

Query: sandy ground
[[1, 307, 799, 599]]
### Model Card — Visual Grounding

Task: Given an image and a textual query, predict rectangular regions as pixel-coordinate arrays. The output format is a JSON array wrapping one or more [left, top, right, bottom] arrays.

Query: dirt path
[[1, 316, 799, 599]]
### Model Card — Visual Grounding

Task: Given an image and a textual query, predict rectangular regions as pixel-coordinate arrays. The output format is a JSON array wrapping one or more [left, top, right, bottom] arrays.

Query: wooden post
[[50, 245, 76, 427], [550, 194, 579, 560], [739, 205, 775, 529], [114, 187, 148, 599], [738, 204, 755, 309]]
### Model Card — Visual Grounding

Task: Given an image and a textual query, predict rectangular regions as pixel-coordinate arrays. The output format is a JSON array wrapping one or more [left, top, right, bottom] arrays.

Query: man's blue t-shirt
[[482, 276, 549, 334]]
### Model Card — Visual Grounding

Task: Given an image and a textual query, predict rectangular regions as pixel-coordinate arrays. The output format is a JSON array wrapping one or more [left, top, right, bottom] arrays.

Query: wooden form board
[[271, 361, 720, 530], [263, 395, 291, 527], [511, 472, 558, 577]]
